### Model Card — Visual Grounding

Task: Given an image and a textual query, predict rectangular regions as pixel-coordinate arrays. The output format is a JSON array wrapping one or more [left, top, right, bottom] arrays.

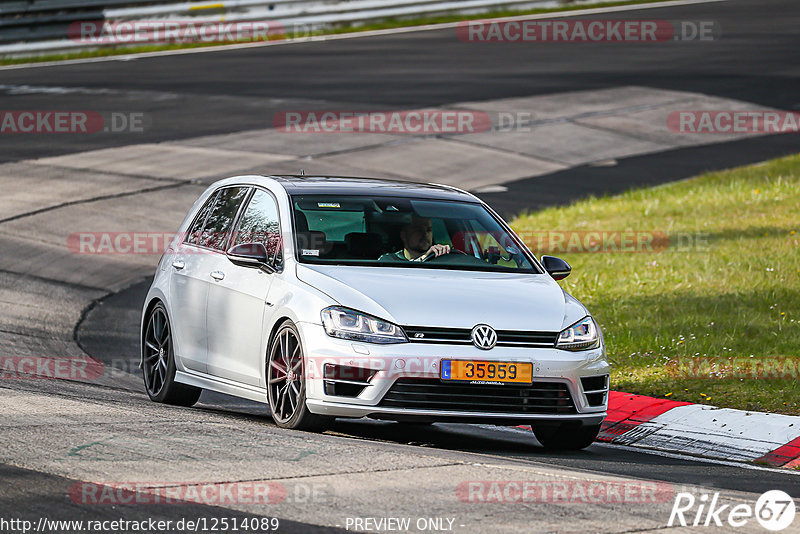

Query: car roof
[[245, 175, 481, 202]]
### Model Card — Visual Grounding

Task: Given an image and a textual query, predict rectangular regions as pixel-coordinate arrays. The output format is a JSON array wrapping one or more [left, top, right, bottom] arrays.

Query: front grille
[[379, 378, 576, 414], [403, 326, 558, 348]]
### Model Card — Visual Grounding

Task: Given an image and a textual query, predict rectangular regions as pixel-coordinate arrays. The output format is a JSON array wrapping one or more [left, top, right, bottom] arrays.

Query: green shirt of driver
[[378, 249, 417, 261]]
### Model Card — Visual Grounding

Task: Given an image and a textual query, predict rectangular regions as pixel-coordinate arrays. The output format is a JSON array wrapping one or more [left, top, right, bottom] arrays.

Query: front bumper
[[297, 322, 609, 424]]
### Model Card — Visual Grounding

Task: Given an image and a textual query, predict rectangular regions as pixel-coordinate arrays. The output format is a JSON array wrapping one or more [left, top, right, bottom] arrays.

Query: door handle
[[210, 271, 225, 281], [172, 260, 185, 270]]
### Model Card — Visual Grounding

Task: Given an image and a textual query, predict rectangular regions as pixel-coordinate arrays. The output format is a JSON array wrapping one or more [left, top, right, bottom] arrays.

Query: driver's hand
[[427, 244, 450, 258]]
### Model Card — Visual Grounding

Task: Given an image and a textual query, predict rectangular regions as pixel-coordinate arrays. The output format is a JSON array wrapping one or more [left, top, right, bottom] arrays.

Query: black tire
[[267, 320, 332, 431], [142, 302, 202, 407], [531, 423, 601, 451]]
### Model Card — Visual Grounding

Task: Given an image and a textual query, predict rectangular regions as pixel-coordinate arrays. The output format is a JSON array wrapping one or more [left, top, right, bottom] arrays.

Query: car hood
[[296, 264, 585, 332]]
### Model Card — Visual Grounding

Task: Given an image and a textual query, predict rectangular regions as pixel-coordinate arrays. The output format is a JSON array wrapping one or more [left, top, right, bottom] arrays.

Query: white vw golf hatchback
[[141, 176, 609, 450]]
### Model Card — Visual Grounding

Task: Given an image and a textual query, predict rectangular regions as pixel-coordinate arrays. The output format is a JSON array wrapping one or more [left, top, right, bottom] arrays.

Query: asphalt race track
[[3, 0, 800, 215], [79, 278, 800, 497], [2, 0, 800, 532]]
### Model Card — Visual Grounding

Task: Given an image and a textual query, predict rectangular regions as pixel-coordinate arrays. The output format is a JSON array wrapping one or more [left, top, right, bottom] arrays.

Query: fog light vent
[[323, 364, 376, 397], [580, 375, 609, 407]]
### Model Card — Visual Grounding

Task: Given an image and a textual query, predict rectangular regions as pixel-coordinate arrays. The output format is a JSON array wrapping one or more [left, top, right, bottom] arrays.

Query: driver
[[379, 216, 450, 261]]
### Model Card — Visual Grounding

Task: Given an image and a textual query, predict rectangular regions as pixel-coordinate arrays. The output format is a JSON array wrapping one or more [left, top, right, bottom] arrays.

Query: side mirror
[[226, 242, 271, 270], [541, 255, 571, 280]]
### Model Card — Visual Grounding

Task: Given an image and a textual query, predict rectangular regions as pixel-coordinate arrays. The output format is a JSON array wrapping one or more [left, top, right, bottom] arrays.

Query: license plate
[[440, 360, 532, 384]]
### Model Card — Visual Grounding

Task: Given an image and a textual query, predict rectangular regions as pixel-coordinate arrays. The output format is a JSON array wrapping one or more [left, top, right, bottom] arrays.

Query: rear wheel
[[267, 320, 331, 431], [531, 423, 600, 451], [142, 303, 202, 406]]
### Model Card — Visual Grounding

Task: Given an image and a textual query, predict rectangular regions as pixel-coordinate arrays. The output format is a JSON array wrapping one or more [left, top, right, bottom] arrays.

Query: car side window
[[234, 189, 283, 269], [198, 186, 250, 250], [185, 191, 219, 246]]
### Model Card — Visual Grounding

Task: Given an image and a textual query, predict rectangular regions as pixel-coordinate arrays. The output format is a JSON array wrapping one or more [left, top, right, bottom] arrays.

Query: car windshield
[[291, 195, 540, 273]]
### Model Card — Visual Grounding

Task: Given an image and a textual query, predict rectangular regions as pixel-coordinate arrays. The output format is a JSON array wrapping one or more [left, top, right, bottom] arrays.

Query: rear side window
[[189, 186, 250, 250], [185, 191, 219, 246]]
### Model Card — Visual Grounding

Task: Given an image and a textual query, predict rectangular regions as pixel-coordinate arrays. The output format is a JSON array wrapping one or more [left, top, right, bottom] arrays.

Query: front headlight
[[321, 306, 408, 344], [556, 316, 599, 351]]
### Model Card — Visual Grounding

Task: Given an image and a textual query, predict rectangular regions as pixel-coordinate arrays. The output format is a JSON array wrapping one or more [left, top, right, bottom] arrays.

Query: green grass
[[0, 0, 669, 66], [511, 155, 800, 415]]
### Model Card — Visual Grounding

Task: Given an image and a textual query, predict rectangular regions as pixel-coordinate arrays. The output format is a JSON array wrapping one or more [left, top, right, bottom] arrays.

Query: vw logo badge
[[471, 324, 497, 350]]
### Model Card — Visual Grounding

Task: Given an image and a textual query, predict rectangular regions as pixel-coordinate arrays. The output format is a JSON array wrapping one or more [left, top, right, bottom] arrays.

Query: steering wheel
[[418, 248, 470, 263]]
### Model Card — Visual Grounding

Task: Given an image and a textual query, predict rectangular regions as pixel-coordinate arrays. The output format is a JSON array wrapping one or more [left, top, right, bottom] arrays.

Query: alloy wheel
[[143, 307, 171, 397], [267, 327, 304, 424]]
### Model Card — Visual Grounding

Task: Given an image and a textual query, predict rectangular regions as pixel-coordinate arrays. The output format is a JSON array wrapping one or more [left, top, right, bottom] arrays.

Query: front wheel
[[142, 303, 202, 406], [266, 321, 332, 431], [531, 423, 600, 451]]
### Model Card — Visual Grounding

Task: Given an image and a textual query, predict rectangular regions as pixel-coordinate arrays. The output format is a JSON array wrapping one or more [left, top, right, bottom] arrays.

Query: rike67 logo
[[669, 490, 796, 531]]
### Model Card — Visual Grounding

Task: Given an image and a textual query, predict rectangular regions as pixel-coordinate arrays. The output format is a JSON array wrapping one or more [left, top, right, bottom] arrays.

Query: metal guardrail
[[0, 1, 151, 13], [0, 0, 569, 56]]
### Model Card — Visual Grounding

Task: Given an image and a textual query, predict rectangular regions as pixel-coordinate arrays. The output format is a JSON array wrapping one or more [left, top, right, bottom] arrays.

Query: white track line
[[0, 0, 727, 71], [488, 424, 800, 474], [595, 442, 800, 475]]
